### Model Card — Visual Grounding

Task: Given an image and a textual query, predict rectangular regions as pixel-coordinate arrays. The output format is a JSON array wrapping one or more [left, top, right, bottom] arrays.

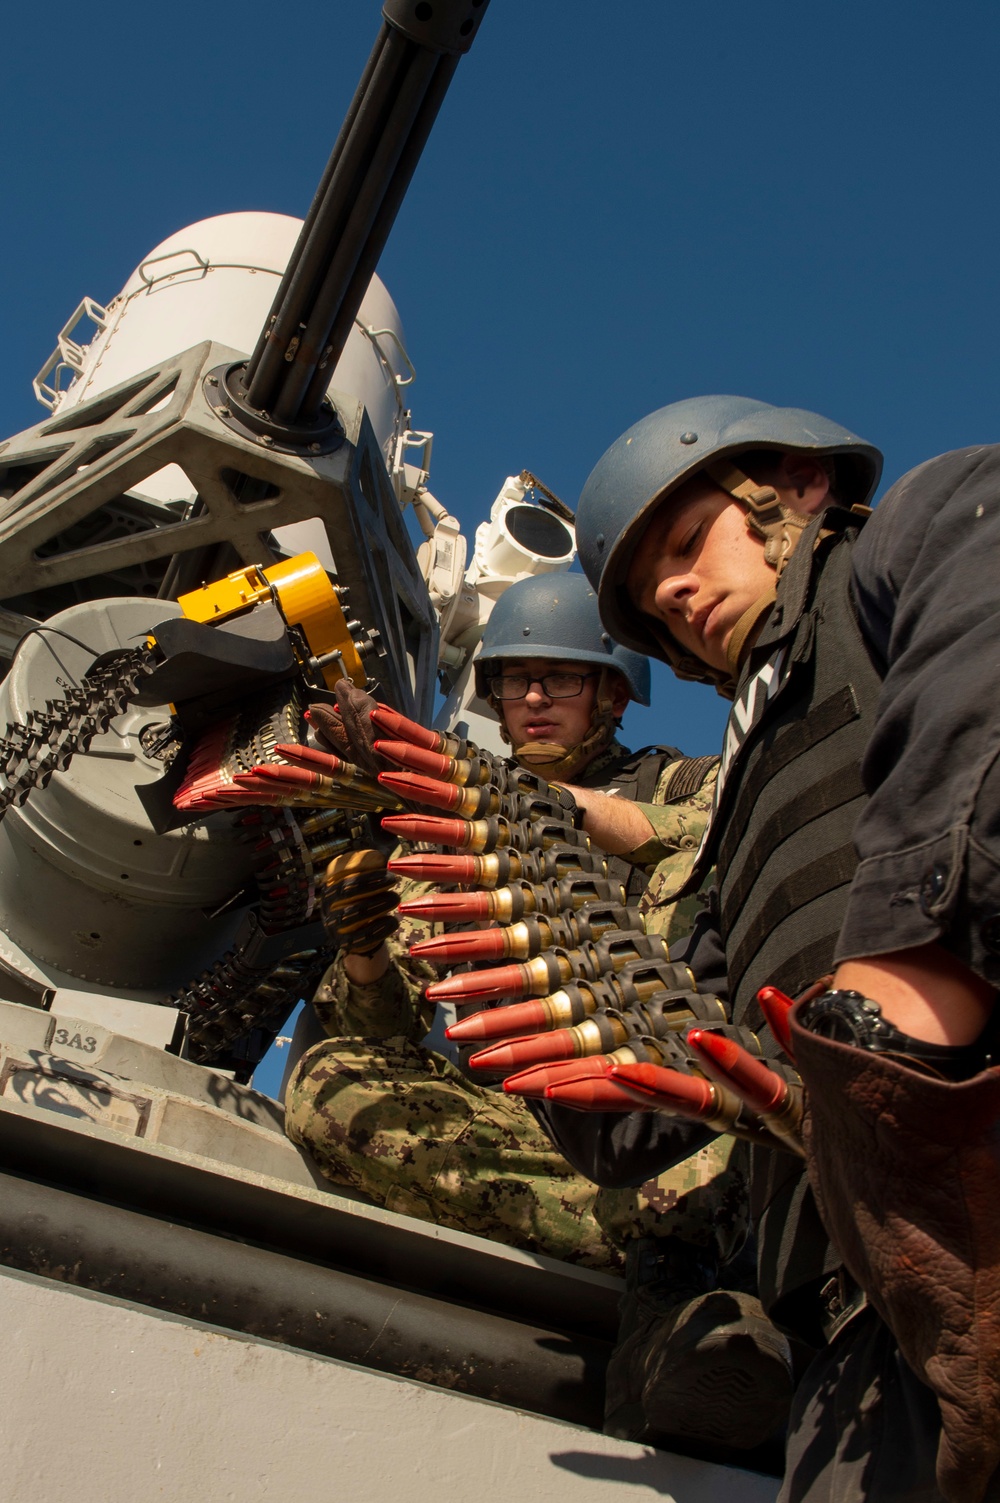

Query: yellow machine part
[[175, 552, 366, 691], [177, 563, 272, 622]]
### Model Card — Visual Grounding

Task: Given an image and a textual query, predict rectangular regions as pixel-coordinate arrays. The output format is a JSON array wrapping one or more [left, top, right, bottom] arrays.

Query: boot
[[792, 1017, 1000, 1503], [603, 1235, 793, 1449]]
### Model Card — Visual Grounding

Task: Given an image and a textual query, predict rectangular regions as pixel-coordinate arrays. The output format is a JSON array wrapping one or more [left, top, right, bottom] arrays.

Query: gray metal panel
[[0, 1081, 622, 1342], [0, 1265, 780, 1503], [0, 1169, 609, 1426], [0, 999, 286, 1132]]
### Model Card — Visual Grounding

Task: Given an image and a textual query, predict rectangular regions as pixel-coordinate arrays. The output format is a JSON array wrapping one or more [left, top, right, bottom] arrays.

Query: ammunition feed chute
[[0, 550, 398, 1072]]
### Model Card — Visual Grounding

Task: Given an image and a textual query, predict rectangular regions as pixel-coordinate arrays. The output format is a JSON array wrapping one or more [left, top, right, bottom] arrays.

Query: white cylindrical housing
[[40, 212, 415, 571], [469, 478, 576, 602], [0, 598, 257, 992], [47, 211, 411, 488]]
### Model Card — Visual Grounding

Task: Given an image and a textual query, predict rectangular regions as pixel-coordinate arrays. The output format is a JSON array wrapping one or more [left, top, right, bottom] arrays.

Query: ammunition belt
[[171, 803, 364, 1072], [171, 937, 331, 1070], [0, 645, 158, 818], [364, 708, 809, 1150], [0, 646, 358, 1075]]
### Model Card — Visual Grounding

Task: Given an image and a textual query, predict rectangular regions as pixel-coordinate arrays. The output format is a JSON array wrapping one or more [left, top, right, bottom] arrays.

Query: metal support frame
[[0, 342, 438, 718]]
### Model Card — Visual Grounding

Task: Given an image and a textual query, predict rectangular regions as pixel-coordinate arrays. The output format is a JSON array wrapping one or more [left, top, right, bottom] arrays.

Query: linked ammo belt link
[[0, 645, 158, 818], [174, 942, 333, 1067]]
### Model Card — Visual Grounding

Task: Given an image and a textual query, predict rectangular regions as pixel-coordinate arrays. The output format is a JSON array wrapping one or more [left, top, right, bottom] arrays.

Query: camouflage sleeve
[[311, 870, 439, 1043], [635, 762, 719, 950], [626, 760, 718, 868], [640, 866, 714, 951]]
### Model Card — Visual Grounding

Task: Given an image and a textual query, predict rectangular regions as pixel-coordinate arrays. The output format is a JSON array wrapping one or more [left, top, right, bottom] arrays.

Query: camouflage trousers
[[285, 1036, 749, 1274]]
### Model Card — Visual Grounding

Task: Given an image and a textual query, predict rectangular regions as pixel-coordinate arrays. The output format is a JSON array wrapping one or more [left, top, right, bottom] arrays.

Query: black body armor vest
[[693, 509, 884, 1338]]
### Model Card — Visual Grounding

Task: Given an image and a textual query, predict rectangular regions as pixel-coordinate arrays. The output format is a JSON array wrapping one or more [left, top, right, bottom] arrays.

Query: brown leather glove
[[791, 1013, 1000, 1503], [320, 849, 399, 957], [308, 681, 383, 777]]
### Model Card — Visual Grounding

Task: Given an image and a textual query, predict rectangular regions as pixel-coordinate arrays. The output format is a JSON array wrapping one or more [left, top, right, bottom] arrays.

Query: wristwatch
[[797, 988, 993, 1080], [797, 988, 912, 1049]]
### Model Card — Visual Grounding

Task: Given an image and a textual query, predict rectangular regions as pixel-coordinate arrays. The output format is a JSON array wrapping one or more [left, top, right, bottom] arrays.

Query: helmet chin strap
[[724, 586, 777, 680], [702, 458, 812, 574], [494, 667, 618, 782], [648, 620, 737, 698]]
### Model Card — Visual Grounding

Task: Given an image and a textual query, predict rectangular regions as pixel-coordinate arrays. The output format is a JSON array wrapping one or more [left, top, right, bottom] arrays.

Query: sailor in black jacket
[[535, 397, 1000, 1502]]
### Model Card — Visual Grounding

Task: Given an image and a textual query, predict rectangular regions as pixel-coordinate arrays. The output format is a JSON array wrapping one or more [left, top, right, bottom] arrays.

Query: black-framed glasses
[[488, 671, 597, 701]]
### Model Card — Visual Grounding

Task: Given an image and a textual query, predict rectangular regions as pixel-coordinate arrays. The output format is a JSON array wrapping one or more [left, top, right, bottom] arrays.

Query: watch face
[[800, 991, 877, 1046], [801, 990, 992, 1081]]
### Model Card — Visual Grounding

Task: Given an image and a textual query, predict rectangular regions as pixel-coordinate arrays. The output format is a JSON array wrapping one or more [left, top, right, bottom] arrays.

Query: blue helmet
[[575, 395, 882, 671], [474, 573, 650, 704]]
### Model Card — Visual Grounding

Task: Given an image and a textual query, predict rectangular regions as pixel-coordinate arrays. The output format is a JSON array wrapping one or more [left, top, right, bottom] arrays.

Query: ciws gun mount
[[0, 3, 729, 1477], [0, 0, 577, 1078], [0, 0, 495, 720]]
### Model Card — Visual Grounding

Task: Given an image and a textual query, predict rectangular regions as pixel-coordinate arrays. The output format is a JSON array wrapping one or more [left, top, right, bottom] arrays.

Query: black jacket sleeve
[[838, 444, 1000, 986]]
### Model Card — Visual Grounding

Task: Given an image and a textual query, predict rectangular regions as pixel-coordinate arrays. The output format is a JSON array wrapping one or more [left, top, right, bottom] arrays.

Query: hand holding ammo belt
[[283, 698, 807, 1158]]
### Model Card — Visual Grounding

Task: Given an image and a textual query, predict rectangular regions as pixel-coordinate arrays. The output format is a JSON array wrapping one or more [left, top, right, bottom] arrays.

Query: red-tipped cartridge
[[756, 986, 796, 1060], [388, 852, 482, 884], [381, 814, 472, 846], [545, 1083, 639, 1110], [468, 1011, 622, 1072], [369, 705, 443, 750], [410, 928, 513, 964], [274, 743, 347, 774], [446, 998, 554, 1042], [378, 771, 467, 811], [545, 1067, 646, 1111], [468, 1029, 581, 1074], [426, 964, 531, 1005], [607, 1062, 719, 1117], [235, 764, 321, 788], [202, 787, 283, 806], [375, 739, 494, 789], [373, 740, 455, 777], [502, 1057, 609, 1098], [425, 952, 562, 1005], [399, 891, 495, 922], [686, 1029, 787, 1116], [231, 762, 390, 809]]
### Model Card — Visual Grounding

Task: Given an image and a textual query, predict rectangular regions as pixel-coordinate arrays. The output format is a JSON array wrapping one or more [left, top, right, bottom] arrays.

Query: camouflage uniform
[[285, 745, 747, 1272], [633, 756, 720, 944], [589, 756, 748, 1253]]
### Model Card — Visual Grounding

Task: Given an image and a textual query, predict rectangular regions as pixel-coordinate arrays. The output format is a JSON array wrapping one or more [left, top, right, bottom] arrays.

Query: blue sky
[[4, 0, 999, 767]]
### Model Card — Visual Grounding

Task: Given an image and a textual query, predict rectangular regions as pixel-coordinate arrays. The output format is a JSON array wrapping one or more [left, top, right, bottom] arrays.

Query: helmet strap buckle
[[745, 507, 810, 574], [702, 458, 809, 577]]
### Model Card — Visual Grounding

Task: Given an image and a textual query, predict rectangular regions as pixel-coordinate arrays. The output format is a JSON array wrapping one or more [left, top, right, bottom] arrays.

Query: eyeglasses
[[488, 671, 597, 701]]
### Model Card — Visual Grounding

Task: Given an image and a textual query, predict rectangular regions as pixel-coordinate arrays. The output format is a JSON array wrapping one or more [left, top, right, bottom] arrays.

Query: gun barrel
[[230, 1, 489, 437]]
